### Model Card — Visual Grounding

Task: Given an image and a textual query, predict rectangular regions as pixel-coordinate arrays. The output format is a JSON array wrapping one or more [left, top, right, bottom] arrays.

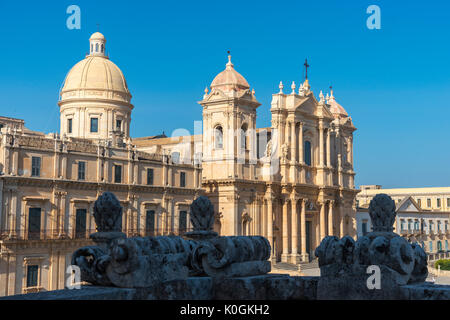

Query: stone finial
[[291, 81, 296, 94], [190, 196, 215, 232], [252, 88, 255, 95], [93, 192, 123, 232], [319, 90, 324, 103], [278, 81, 284, 94], [368, 194, 397, 232]]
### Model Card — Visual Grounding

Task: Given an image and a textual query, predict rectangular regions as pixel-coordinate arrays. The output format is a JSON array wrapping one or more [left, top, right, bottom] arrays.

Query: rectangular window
[[26, 265, 39, 288], [114, 165, 122, 183], [417, 199, 421, 208], [75, 209, 87, 238], [447, 198, 450, 207], [437, 198, 441, 208], [180, 172, 186, 188], [90, 118, 98, 133], [31, 157, 41, 177], [145, 210, 155, 235], [362, 222, 367, 236], [28, 208, 41, 240], [427, 198, 431, 208], [116, 119, 122, 130], [401, 220, 405, 231], [68, 119, 72, 134], [429, 241, 433, 252], [78, 161, 86, 180], [147, 168, 154, 185], [179, 210, 187, 234]]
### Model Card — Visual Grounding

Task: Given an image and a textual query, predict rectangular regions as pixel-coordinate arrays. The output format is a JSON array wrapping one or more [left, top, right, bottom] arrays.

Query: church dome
[[327, 90, 348, 118], [210, 54, 250, 92], [60, 32, 132, 104]]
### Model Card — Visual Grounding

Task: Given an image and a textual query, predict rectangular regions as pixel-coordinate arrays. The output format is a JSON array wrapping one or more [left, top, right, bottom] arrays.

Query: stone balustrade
[[2, 193, 450, 300]]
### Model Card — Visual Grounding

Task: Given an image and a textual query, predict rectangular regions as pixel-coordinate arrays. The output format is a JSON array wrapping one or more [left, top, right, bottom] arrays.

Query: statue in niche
[[281, 143, 289, 161]]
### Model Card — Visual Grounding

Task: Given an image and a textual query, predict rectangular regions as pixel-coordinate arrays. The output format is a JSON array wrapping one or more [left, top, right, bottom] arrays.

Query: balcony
[[0, 227, 195, 242], [0, 229, 96, 241], [400, 230, 410, 236]]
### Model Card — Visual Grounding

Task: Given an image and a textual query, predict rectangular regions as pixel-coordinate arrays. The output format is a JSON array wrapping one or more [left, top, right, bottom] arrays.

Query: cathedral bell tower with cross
[[199, 52, 261, 236]]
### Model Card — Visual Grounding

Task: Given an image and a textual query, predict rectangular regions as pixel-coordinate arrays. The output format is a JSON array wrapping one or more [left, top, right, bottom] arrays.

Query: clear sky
[[0, 0, 449, 189]]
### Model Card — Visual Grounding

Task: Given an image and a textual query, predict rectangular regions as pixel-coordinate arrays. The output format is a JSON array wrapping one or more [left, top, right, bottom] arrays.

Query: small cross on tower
[[304, 58, 310, 80]]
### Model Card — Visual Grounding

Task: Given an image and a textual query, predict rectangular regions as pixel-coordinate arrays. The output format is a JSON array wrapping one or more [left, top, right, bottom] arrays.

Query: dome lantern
[[89, 32, 106, 57]]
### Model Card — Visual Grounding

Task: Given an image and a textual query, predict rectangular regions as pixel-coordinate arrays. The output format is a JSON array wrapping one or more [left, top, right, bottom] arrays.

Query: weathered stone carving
[[315, 194, 428, 299], [93, 192, 123, 232], [72, 193, 272, 288], [185, 196, 217, 239], [368, 193, 396, 232], [191, 236, 271, 278]]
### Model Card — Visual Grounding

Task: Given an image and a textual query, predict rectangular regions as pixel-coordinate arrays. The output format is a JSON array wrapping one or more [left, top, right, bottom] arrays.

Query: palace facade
[[0, 32, 357, 295]]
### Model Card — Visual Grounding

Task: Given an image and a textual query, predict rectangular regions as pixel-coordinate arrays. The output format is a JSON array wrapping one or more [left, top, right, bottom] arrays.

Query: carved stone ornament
[[314, 194, 428, 299], [72, 194, 272, 288], [93, 192, 123, 233]]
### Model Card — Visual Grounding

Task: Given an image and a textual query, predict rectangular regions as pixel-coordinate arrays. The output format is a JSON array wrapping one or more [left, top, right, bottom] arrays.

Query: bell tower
[[199, 54, 261, 236], [199, 54, 261, 181]]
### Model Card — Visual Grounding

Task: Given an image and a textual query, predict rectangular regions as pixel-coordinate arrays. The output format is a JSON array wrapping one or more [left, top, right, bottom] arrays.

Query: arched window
[[91, 44, 93, 53], [101, 44, 104, 53], [95, 43, 99, 52], [214, 126, 223, 149], [304, 141, 312, 166], [429, 241, 433, 252], [437, 241, 442, 252], [240, 124, 248, 150], [445, 240, 448, 251]]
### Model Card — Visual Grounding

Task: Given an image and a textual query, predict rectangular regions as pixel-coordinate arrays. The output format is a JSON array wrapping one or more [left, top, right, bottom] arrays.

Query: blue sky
[[0, 0, 449, 188]]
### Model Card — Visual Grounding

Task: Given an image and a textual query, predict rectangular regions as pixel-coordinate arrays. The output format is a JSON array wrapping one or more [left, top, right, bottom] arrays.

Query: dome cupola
[[58, 32, 133, 141], [210, 54, 250, 93], [327, 89, 348, 118]]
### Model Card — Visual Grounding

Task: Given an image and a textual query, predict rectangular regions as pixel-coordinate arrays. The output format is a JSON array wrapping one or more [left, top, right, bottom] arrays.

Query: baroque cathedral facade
[[0, 32, 357, 295]]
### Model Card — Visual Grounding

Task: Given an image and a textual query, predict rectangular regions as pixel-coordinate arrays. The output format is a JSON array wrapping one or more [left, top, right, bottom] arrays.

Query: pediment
[[294, 95, 316, 115], [396, 196, 421, 212]]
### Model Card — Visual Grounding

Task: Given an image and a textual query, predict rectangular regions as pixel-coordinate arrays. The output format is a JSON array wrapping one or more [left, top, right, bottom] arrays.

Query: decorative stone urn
[[314, 194, 428, 299]]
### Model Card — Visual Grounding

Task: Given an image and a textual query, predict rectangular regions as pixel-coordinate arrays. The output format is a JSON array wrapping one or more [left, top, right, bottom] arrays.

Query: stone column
[[328, 200, 334, 236], [281, 198, 290, 262], [290, 120, 297, 164], [326, 128, 331, 167], [298, 122, 304, 164], [349, 136, 354, 168], [291, 197, 300, 264], [319, 201, 326, 242], [266, 196, 274, 258], [300, 199, 309, 262], [319, 120, 324, 167], [8, 189, 17, 239], [339, 203, 345, 237]]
